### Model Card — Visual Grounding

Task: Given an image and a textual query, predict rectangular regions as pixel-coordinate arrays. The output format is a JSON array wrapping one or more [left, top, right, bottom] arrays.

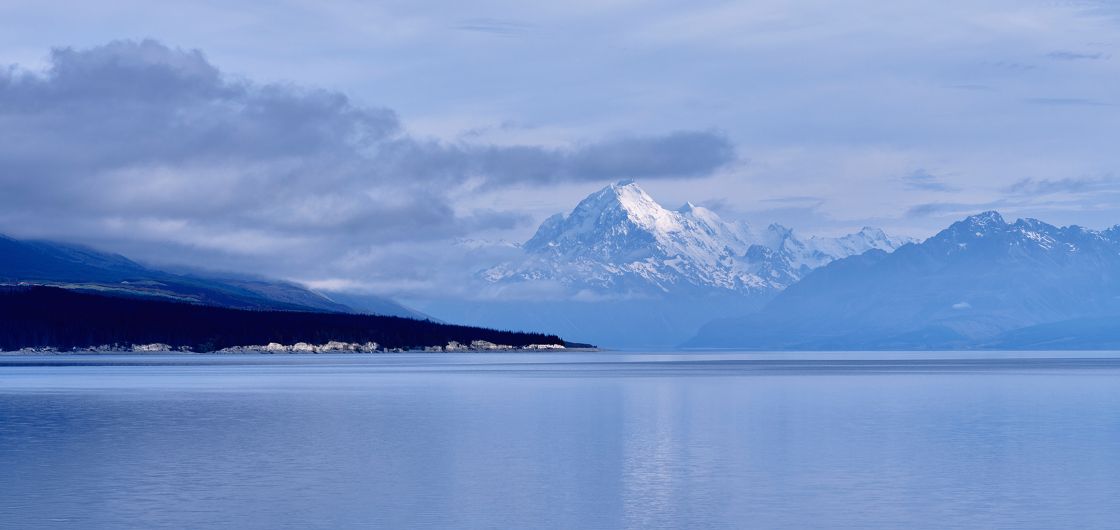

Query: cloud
[[1024, 97, 1110, 106], [760, 195, 824, 204], [902, 169, 959, 192], [1005, 176, 1120, 196], [906, 201, 1008, 218], [945, 84, 993, 91], [0, 40, 734, 284], [987, 60, 1037, 71], [1047, 50, 1106, 61], [453, 18, 534, 37], [466, 130, 736, 185], [905, 194, 1120, 222], [1077, 1, 1120, 22]]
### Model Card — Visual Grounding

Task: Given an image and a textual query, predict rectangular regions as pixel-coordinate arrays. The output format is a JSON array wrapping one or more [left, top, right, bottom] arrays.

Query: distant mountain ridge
[[484, 180, 911, 297], [0, 234, 423, 318], [687, 211, 1120, 349]]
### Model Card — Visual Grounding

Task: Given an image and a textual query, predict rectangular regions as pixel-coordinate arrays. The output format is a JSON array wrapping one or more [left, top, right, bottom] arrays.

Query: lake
[[2, 351, 1119, 529]]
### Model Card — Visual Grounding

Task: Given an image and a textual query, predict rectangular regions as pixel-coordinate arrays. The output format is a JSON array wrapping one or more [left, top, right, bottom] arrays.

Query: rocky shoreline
[[5, 340, 585, 355]]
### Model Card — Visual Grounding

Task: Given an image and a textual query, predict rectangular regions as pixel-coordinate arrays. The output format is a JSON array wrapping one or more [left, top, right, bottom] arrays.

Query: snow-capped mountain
[[687, 211, 1120, 349], [425, 180, 912, 347], [484, 180, 911, 296]]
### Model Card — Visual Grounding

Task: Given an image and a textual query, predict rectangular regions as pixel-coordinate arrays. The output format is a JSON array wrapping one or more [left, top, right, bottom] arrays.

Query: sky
[[1, 0, 1118, 299]]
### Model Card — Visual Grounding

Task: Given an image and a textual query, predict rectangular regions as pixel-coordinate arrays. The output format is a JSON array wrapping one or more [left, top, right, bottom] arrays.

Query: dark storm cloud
[[0, 39, 403, 223], [0, 41, 400, 167], [0, 40, 734, 265]]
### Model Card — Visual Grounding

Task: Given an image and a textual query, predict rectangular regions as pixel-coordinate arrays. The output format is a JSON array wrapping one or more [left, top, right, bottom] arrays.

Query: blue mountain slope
[[0, 235, 151, 283], [0, 234, 417, 317], [686, 212, 1120, 349]]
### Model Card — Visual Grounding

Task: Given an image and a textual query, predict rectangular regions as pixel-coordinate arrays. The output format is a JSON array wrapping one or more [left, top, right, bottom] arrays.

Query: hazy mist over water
[[2, 352, 1119, 529]]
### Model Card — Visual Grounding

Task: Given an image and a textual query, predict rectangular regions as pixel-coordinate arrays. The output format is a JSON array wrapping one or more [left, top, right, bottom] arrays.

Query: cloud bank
[[0, 40, 735, 284]]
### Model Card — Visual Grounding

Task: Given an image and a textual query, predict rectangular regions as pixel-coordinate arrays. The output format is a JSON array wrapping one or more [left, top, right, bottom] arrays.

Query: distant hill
[[686, 212, 1120, 350], [0, 234, 420, 318], [0, 286, 568, 352]]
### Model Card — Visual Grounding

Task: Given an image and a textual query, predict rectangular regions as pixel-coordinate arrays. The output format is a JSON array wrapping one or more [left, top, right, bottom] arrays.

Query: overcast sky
[[1, 0, 1118, 298]]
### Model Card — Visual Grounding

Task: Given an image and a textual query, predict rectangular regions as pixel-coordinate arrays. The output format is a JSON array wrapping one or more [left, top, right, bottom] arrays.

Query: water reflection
[[1, 353, 1119, 529]]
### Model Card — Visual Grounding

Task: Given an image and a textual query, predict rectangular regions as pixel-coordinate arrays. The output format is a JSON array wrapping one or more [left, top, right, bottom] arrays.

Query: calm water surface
[[1, 351, 1119, 529]]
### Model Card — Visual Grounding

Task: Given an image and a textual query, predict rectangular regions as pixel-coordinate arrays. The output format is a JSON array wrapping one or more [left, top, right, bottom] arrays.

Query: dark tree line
[[0, 286, 573, 351]]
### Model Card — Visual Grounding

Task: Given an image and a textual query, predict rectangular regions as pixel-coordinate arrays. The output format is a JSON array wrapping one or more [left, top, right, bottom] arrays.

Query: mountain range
[[9, 184, 1116, 351], [484, 180, 911, 296], [687, 211, 1120, 349], [421, 181, 911, 347]]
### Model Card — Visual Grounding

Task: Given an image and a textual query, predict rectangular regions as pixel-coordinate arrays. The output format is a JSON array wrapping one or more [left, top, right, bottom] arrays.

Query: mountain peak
[[523, 180, 678, 254], [588, 179, 651, 205], [963, 210, 1006, 227], [585, 180, 681, 233], [933, 211, 1008, 242], [766, 223, 794, 239], [1011, 217, 1052, 231], [600, 179, 643, 200]]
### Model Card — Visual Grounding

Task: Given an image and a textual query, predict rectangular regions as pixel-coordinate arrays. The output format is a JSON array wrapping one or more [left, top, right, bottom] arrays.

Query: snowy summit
[[484, 181, 912, 297]]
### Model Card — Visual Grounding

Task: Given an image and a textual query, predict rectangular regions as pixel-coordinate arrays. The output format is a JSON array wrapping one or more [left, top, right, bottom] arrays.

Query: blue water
[[2, 352, 1119, 529]]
